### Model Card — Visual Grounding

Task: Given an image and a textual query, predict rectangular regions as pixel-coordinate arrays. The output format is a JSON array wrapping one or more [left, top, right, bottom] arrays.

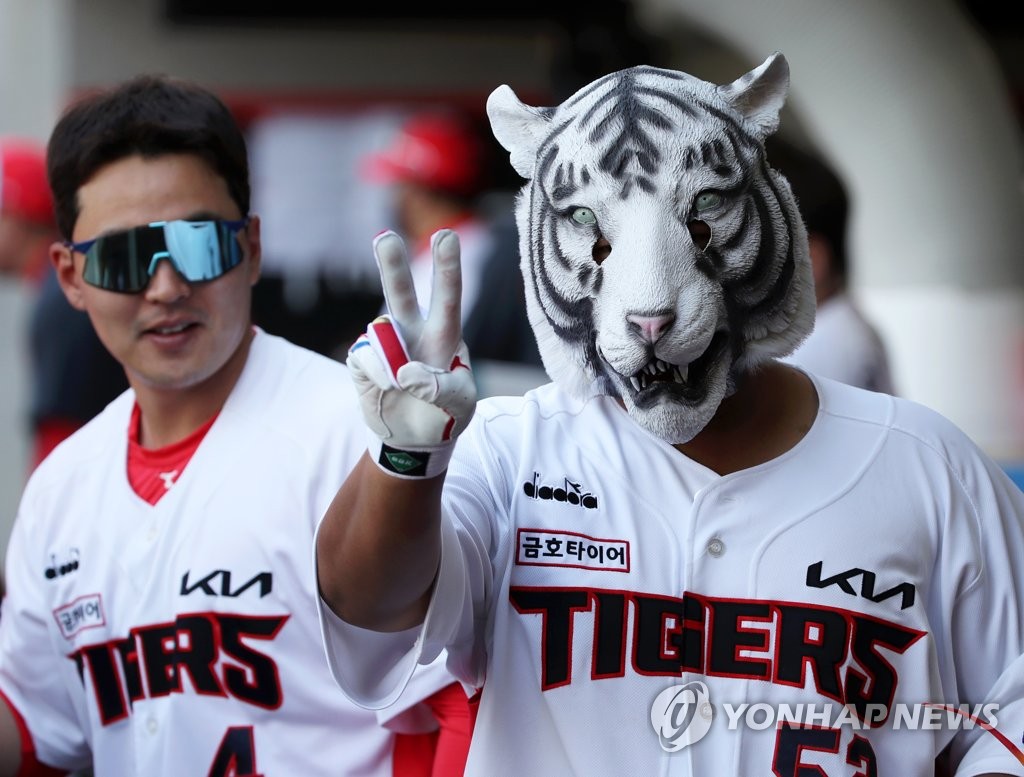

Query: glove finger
[[448, 340, 472, 372], [391, 370, 474, 444], [421, 229, 463, 369], [366, 316, 410, 388], [395, 349, 476, 442], [347, 335, 395, 392], [432, 369, 477, 429], [435, 341, 475, 409], [395, 361, 443, 404], [395, 340, 474, 403], [373, 231, 424, 337], [378, 393, 454, 447]]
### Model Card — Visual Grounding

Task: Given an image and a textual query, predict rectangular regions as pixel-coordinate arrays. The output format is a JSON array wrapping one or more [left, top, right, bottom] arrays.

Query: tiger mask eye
[[568, 207, 610, 264], [571, 207, 597, 226], [687, 191, 720, 251], [693, 191, 722, 212], [687, 220, 712, 251]]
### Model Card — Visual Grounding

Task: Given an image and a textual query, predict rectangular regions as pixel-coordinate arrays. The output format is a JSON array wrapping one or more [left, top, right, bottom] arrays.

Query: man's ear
[[244, 215, 262, 286], [806, 233, 835, 303], [51, 241, 87, 311]]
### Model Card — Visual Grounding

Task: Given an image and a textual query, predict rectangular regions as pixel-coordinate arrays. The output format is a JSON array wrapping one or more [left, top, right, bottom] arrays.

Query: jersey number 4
[[208, 726, 264, 777]]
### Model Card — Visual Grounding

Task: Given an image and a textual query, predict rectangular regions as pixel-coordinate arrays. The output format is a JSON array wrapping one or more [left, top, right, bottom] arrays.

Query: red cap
[[0, 137, 54, 228], [362, 112, 484, 196]]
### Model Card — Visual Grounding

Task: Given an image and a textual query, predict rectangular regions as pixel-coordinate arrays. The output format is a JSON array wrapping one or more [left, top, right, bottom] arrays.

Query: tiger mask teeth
[[630, 361, 689, 392]]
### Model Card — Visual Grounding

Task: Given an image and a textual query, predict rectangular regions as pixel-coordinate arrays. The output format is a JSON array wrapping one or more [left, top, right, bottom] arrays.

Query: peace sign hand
[[346, 229, 477, 479]]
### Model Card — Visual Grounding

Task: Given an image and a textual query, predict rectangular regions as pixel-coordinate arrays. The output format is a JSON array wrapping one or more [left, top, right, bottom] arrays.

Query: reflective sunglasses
[[66, 218, 250, 294]]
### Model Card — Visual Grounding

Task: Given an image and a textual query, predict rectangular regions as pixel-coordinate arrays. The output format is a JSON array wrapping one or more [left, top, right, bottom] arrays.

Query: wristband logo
[[379, 444, 429, 477], [650, 681, 714, 752]]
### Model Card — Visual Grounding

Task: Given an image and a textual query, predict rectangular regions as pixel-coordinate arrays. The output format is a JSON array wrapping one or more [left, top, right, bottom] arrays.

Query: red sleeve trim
[[422, 682, 475, 777], [0, 689, 68, 777], [391, 731, 436, 777], [390, 682, 476, 777]]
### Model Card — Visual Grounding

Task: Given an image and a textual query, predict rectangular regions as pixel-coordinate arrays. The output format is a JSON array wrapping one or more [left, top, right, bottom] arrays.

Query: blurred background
[[0, 0, 1022, 561]]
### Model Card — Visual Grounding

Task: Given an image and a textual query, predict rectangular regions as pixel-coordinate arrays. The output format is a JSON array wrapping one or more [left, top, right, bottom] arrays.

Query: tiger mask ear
[[487, 84, 551, 179], [717, 51, 790, 140]]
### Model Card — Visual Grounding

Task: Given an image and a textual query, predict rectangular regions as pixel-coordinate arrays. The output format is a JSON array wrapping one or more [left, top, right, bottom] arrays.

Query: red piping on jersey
[[126, 402, 219, 505], [0, 689, 67, 777]]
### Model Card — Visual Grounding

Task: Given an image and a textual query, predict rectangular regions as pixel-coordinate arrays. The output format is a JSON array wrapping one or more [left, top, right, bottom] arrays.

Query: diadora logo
[[181, 569, 273, 599], [806, 561, 916, 610], [45, 548, 80, 580], [522, 472, 598, 509]]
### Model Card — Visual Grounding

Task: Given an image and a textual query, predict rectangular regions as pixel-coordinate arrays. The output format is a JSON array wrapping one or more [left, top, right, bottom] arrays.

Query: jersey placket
[[685, 479, 761, 774]]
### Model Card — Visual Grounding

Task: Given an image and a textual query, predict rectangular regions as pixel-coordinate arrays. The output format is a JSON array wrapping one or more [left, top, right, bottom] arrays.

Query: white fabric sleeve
[[317, 515, 486, 710], [317, 420, 497, 713], [374, 652, 465, 733], [317, 587, 422, 712], [945, 452, 1024, 776], [0, 498, 90, 771]]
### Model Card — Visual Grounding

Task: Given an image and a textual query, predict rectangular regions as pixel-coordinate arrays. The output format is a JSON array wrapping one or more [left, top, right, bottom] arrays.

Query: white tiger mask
[[486, 52, 814, 444]]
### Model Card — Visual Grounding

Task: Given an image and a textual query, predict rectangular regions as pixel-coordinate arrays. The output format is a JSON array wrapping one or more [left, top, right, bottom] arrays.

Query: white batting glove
[[346, 229, 477, 479]]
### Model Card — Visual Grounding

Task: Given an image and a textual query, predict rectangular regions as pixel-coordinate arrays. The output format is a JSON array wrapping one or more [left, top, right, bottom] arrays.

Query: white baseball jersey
[[0, 329, 456, 775], [321, 372, 1024, 776]]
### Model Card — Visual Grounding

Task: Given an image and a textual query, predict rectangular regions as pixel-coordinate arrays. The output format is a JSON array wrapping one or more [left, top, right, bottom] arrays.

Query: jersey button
[[145, 524, 158, 543], [146, 716, 158, 734], [706, 537, 726, 557]]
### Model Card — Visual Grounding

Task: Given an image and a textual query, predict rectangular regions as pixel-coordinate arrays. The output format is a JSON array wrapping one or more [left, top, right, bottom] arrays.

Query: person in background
[[0, 136, 128, 470], [769, 136, 896, 394], [0, 138, 128, 608], [0, 75, 470, 777], [362, 109, 541, 370]]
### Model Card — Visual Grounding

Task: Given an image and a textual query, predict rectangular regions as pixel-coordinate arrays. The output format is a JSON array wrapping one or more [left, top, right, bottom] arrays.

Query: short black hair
[[47, 74, 250, 239], [765, 136, 849, 280]]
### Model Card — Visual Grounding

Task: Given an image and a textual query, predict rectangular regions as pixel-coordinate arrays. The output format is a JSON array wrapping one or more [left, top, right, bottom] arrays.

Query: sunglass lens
[[84, 228, 163, 293], [83, 220, 245, 293], [161, 221, 243, 282]]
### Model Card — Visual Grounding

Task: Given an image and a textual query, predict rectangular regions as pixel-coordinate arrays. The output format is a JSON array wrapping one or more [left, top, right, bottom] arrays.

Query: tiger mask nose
[[627, 312, 676, 344]]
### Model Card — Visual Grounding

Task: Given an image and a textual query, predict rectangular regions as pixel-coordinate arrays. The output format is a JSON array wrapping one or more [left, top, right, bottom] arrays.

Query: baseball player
[[315, 56, 1024, 775], [0, 75, 472, 776]]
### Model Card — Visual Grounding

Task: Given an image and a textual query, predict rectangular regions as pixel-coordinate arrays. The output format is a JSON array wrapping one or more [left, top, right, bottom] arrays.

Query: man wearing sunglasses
[[0, 75, 471, 777]]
